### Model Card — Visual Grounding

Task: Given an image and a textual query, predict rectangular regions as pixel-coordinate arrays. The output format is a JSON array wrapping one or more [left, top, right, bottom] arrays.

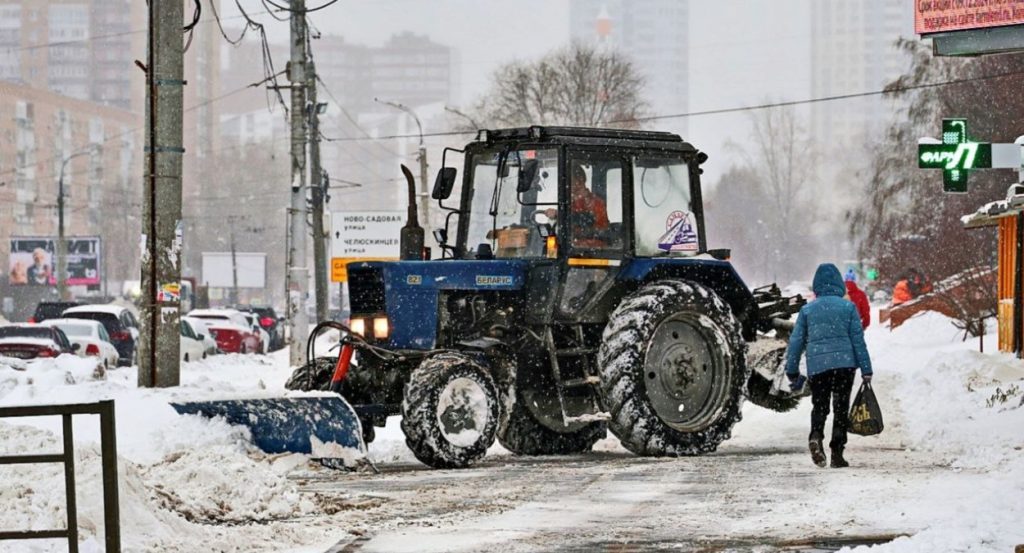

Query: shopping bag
[[849, 381, 884, 436]]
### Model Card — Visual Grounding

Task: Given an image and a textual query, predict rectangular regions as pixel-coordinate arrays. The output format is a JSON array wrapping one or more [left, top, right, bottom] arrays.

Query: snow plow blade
[[171, 396, 367, 465]]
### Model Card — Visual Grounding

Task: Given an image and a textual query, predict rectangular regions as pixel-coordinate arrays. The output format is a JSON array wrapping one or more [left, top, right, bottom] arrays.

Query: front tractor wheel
[[402, 353, 500, 469], [599, 279, 749, 456]]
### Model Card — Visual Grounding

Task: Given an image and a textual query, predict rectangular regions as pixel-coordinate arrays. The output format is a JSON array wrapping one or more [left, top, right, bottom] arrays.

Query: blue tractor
[[280, 126, 804, 469]]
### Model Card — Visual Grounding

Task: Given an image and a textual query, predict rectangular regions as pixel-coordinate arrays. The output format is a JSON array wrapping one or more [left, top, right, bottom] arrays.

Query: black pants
[[808, 368, 857, 450]]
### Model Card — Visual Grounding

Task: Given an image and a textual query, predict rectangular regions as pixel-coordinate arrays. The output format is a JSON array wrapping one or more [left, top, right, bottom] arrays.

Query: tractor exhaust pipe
[[400, 164, 425, 260]]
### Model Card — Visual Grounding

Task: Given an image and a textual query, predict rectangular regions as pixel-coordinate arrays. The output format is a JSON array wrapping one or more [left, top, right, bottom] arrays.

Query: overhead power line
[[322, 67, 1024, 142]]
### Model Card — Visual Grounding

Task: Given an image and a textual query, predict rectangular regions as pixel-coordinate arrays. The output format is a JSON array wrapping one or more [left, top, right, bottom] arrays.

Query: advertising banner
[[915, 0, 1024, 35], [8, 236, 101, 286]]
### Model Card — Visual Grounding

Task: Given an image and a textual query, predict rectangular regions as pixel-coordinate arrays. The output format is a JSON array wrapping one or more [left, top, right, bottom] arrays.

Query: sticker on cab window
[[658, 210, 699, 252]]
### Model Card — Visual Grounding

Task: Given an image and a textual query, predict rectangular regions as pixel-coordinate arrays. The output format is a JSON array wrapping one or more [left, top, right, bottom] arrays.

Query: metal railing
[[0, 400, 121, 553]]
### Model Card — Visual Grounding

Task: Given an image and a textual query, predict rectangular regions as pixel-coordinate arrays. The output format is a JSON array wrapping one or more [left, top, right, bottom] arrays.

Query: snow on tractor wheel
[[402, 352, 501, 469], [745, 340, 802, 413], [498, 389, 606, 455], [598, 279, 749, 456]]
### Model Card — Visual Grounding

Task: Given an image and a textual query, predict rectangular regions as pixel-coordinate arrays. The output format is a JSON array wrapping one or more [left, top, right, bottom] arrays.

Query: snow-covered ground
[[1, 311, 1022, 552]]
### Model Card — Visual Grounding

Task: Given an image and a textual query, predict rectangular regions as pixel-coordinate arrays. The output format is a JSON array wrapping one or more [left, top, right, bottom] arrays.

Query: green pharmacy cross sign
[[918, 119, 992, 193]]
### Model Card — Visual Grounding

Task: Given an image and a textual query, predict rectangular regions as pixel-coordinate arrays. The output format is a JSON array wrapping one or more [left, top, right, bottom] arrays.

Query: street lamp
[[57, 148, 95, 300], [375, 98, 429, 228], [444, 105, 479, 131]]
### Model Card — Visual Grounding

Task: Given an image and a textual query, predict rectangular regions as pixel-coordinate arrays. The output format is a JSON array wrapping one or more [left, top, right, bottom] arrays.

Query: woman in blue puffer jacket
[[785, 263, 873, 468]]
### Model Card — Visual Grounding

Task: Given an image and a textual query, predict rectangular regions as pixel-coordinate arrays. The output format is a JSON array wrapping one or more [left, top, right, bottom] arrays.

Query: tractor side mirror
[[432, 167, 457, 200], [433, 228, 448, 244], [518, 159, 540, 193]]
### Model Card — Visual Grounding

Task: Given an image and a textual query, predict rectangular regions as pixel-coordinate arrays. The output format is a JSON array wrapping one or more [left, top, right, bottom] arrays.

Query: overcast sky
[[224, 1, 888, 182]]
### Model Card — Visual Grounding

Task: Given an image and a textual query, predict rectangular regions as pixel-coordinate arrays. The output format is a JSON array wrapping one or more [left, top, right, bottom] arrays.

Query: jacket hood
[[812, 263, 846, 297]]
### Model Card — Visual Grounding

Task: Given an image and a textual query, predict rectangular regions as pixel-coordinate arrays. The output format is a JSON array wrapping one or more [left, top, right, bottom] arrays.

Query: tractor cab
[[434, 126, 707, 264]]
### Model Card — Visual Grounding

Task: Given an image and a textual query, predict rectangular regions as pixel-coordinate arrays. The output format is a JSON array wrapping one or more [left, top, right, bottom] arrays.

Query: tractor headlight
[[373, 317, 390, 339], [349, 318, 366, 337]]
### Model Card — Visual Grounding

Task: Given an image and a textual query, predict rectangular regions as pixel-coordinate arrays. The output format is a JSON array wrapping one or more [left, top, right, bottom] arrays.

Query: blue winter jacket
[[785, 263, 873, 378]]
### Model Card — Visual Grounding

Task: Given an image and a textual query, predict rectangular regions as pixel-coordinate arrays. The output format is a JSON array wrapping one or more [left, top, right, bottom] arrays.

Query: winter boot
[[830, 447, 849, 468], [809, 440, 827, 468]]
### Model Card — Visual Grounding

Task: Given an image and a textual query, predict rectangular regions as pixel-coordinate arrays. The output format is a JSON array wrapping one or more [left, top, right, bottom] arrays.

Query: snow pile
[[0, 352, 342, 552], [0, 354, 106, 399], [142, 448, 318, 524], [841, 312, 1024, 553]]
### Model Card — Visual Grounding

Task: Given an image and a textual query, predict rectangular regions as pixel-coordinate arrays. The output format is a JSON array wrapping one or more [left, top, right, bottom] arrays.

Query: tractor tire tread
[[598, 279, 749, 457]]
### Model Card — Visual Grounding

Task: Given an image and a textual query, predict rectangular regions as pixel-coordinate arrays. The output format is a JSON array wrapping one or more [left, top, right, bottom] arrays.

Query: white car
[[41, 318, 120, 369], [179, 318, 208, 362], [183, 316, 219, 356], [240, 312, 270, 354]]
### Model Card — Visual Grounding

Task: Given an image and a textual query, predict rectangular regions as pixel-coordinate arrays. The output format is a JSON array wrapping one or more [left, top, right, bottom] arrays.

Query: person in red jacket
[[843, 271, 870, 329]]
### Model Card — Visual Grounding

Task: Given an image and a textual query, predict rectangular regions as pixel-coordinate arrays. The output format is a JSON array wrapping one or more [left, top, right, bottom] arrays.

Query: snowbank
[[0, 352, 343, 552], [841, 312, 1024, 553]]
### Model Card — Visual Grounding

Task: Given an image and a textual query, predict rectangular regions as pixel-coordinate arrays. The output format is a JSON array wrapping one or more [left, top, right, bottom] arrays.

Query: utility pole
[[56, 150, 91, 300], [287, 0, 310, 367], [139, 1, 183, 387], [229, 218, 239, 305], [308, 61, 329, 324]]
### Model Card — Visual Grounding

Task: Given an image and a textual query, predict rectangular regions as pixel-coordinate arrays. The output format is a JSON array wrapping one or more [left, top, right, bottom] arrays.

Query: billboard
[[330, 211, 404, 282], [201, 252, 267, 289], [8, 237, 101, 287], [915, 0, 1024, 35]]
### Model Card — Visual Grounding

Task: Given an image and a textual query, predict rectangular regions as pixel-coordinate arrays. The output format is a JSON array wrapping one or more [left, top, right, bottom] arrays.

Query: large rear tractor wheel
[[598, 279, 749, 456], [402, 352, 500, 469], [498, 390, 606, 455]]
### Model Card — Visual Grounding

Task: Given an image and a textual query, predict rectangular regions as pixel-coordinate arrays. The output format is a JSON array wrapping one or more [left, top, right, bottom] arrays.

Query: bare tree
[[849, 39, 1024, 287], [712, 105, 819, 284], [476, 41, 647, 128]]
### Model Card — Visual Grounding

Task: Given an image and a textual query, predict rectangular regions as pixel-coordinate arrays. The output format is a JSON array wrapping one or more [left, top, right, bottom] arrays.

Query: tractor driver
[[546, 164, 610, 249]]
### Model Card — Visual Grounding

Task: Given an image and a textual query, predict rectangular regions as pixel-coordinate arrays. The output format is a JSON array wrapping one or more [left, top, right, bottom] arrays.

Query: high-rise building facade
[[809, 0, 915, 159], [569, 0, 689, 133], [0, 0, 140, 110]]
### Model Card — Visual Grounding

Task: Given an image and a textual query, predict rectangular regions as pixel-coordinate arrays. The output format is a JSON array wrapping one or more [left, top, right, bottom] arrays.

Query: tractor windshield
[[465, 147, 559, 258]]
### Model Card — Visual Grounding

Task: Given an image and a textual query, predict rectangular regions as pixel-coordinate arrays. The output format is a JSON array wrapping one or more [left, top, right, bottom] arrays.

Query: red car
[[0, 324, 77, 359], [186, 309, 262, 354]]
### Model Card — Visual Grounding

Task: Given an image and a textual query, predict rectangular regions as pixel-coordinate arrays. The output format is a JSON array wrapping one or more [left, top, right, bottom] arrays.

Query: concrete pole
[[287, 0, 310, 367], [139, 0, 183, 387], [230, 221, 239, 305], [309, 63, 329, 324], [57, 166, 67, 300], [57, 151, 89, 300], [419, 143, 429, 236]]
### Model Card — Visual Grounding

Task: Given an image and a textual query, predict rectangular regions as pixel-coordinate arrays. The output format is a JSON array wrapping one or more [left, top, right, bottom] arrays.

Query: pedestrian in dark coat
[[844, 273, 870, 329], [786, 263, 873, 468]]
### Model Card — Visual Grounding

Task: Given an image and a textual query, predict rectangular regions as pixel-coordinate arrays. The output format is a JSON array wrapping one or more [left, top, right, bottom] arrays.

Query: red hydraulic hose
[[328, 343, 354, 393]]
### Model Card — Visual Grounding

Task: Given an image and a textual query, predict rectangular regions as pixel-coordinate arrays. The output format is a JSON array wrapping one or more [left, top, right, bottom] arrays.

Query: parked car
[[186, 309, 261, 354], [183, 316, 220, 357], [29, 301, 82, 323], [179, 318, 208, 362], [61, 304, 139, 366], [239, 312, 270, 354], [236, 306, 284, 351], [0, 324, 77, 359], [41, 318, 120, 369]]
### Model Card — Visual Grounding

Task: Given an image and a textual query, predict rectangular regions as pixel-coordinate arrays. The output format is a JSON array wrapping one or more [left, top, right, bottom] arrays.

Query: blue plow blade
[[171, 396, 366, 461]]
